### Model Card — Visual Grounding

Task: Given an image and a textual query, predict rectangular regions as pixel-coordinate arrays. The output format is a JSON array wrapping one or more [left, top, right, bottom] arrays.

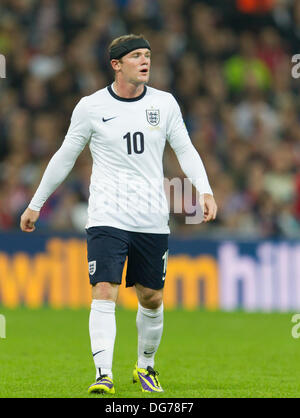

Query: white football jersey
[[29, 84, 213, 233]]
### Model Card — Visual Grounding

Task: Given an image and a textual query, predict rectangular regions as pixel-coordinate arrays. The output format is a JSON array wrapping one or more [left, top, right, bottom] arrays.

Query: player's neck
[[112, 80, 145, 99]]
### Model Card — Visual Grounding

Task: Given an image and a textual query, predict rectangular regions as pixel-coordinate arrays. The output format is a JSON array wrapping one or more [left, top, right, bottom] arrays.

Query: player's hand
[[20, 207, 40, 232], [200, 194, 217, 223]]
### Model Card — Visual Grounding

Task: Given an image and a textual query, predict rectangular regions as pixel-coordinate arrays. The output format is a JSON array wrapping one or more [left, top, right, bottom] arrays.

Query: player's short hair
[[109, 34, 150, 62]]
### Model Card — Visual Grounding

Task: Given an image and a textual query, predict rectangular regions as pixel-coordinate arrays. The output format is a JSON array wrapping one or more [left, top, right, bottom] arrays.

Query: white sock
[[89, 299, 116, 379], [136, 302, 164, 369]]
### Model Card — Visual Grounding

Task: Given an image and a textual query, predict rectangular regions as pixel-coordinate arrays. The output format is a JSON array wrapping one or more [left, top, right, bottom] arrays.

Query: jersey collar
[[107, 84, 147, 102]]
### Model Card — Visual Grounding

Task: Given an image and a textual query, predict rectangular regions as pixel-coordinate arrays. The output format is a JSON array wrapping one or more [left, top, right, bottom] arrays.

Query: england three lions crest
[[146, 109, 160, 126], [88, 260, 96, 275]]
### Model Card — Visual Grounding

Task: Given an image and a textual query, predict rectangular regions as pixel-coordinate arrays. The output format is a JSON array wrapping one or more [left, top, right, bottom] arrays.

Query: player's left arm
[[172, 143, 217, 223], [166, 95, 217, 223], [201, 193, 217, 223]]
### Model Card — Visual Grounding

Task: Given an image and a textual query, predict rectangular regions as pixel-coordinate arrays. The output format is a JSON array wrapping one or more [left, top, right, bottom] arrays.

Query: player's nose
[[141, 54, 150, 64]]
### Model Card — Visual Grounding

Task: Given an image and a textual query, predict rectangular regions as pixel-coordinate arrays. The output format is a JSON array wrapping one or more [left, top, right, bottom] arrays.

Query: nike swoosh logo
[[144, 351, 155, 355], [92, 349, 105, 357], [102, 116, 117, 122]]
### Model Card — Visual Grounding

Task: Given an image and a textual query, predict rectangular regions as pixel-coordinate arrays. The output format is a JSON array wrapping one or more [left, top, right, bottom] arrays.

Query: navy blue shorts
[[86, 226, 169, 290]]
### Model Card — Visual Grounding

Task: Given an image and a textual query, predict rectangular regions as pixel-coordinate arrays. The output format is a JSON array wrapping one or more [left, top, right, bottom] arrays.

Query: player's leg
[[133, 286, 165, 392], [86, 226, 128, 394], [135, 284, 164, 370], [88, 283, 119, 394], [89, 283, 119, 378], [126, 232, 168, 392]]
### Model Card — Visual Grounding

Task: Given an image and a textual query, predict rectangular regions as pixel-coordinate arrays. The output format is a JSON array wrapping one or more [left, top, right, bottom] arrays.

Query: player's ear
[[111, 59, 121, 72]]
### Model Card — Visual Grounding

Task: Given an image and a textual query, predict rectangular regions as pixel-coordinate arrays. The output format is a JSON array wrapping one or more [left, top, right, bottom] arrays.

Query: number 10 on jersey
[[123, 132, 144, 155]]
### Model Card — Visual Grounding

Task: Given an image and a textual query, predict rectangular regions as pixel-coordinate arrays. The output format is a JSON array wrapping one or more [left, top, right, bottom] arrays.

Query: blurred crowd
[[0, 0, 300, 238]]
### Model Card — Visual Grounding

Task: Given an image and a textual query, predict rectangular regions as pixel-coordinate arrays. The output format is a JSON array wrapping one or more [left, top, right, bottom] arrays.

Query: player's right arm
[[20, 98, 92, 233]]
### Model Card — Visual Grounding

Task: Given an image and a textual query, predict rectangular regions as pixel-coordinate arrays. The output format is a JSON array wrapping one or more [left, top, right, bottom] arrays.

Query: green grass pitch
[[0, 307, 299, 398]]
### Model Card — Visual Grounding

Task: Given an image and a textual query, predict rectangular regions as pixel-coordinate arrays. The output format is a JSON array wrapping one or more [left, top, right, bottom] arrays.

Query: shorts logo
[[146, 109, 160, 126], [89, 260, 96, 275]]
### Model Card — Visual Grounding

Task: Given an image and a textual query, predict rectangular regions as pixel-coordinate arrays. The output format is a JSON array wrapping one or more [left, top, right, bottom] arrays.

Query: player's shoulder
[[146, 87, 179, 113], [72, 87, 111, 117], [146, 86, 176, 103], [79, 87, 110, 107]]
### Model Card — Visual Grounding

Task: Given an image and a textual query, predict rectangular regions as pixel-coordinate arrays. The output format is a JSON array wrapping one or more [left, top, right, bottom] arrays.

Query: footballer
[[20, 34, 217, 394]]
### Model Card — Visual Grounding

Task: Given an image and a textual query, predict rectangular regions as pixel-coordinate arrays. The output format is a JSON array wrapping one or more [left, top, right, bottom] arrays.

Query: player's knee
[[139, 289, 163, 310], [92, 282, 119, 302]]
